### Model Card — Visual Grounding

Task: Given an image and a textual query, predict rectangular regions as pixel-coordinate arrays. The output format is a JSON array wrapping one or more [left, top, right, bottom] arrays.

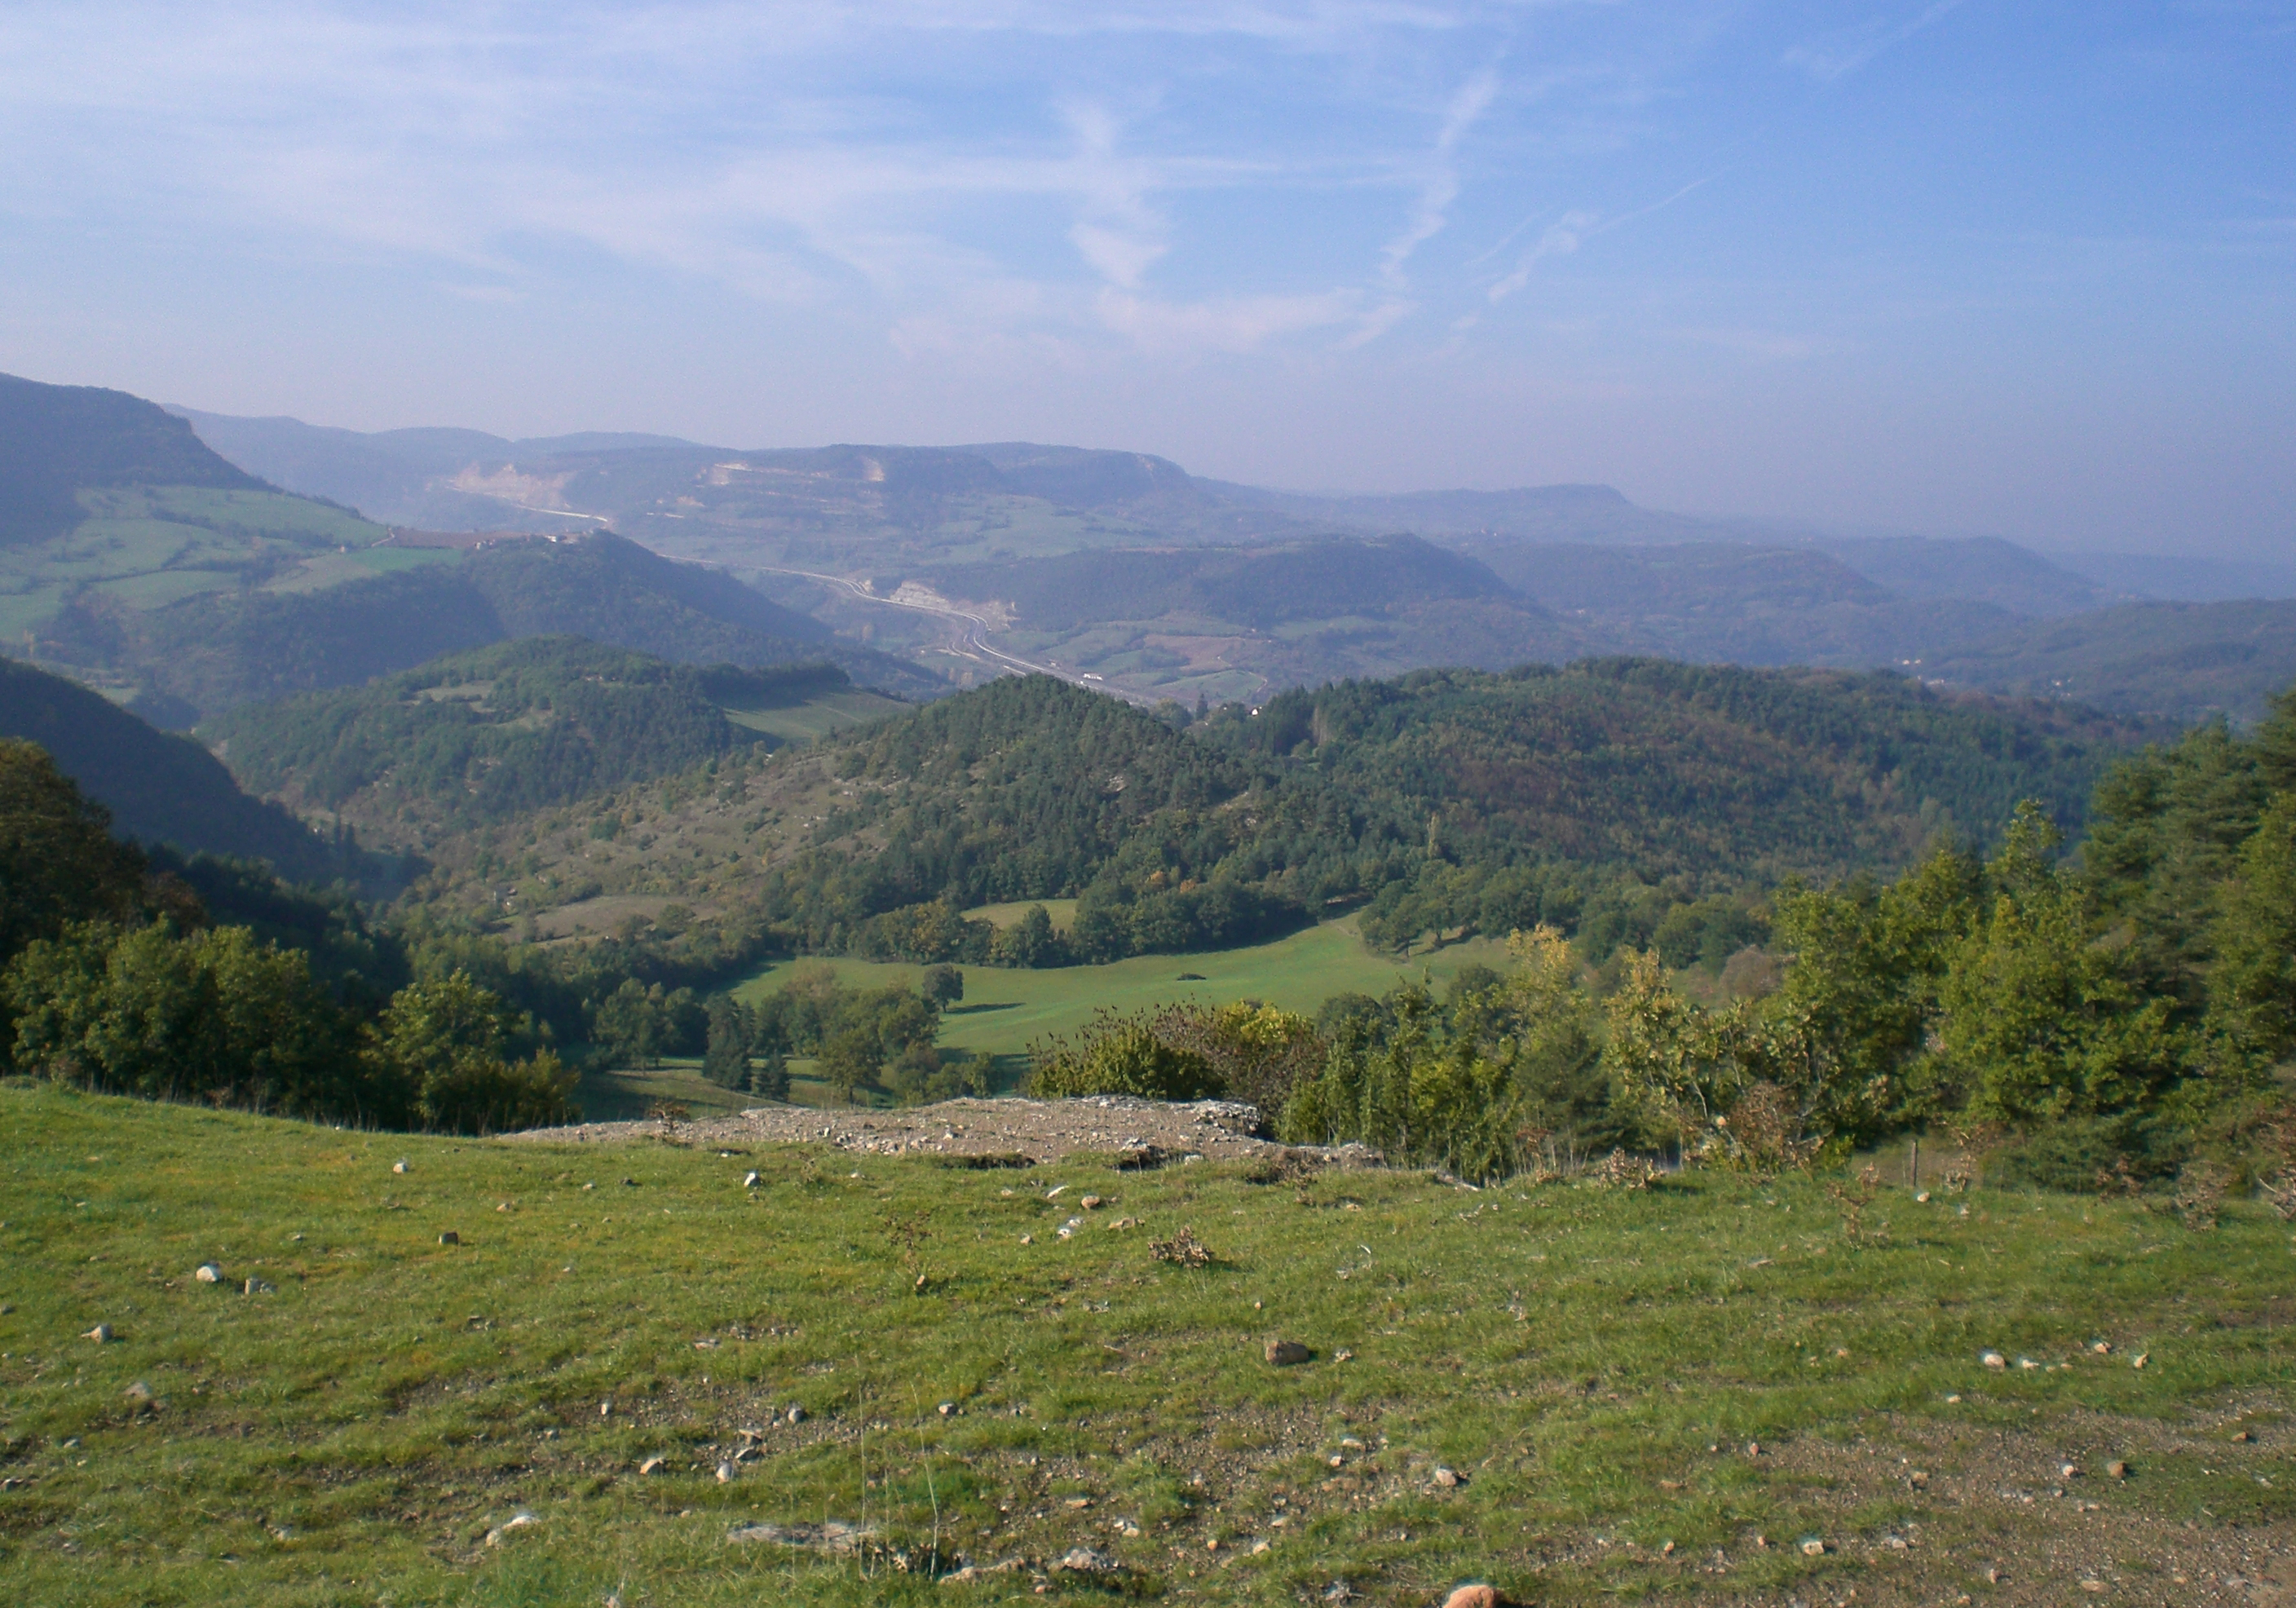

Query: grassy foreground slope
[[3, 1084, 2289, 1606]]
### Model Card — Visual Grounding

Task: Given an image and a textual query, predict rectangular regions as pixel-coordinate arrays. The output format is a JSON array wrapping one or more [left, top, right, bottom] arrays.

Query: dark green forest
[[202, 638, 847, 832], [740, 664, 2139, 969]]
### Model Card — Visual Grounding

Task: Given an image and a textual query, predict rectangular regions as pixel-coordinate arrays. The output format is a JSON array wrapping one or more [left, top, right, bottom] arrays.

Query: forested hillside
[[0, 656, 355, 881], [379, 665, 2142, 974], [202, 638, 857, 842]]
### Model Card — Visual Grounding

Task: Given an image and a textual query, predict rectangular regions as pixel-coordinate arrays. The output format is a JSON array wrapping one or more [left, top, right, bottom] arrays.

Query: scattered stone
[[1265, 1340, 1310, 1366], [1914, 1190, 1931, 1202], [1335, 1349, 1354, 1362], [2107, 1460, 2129, 1479], [2091, 1340, 2113, 1354], [1909, 1469, 1930, 1488], [1044, 1186, 1066, 1199], [726, 1519, 874, 1551], [2062, 1462, 2080, 1478], [244, 1278, 275, 1295], [193, 1264, 222, 1283], [744, 1172, 762, 1189], [2131, 1352, 2148, 1370], [2082, 1580, 2107, 1593], [938, 1401, 956, 1416], [716, 1461, 735, 1483], [1980, 1350, 2006, 1369], [1065, 1496, 1093, 1509], [2018, 1357, 2039, 1370], [123, 1380, 153, 1404], [1883, 1534, 1910, 1550], [599, 1399, 613, 1418], [1056, 1547, 1118, 1575], [1018, 1234, 1033, 1245], [1107, 1216, 1137, 1231], [1746, 1442, 1763, 1458], [1985, 1567, 2004, 1584], [1945, 1394, 1963, 1403], [1432, 1466, 1462, 1489], [1441, 1587, 1499, 1608], [484, 1513, 539, 1546], [2232, 1429, 2253, 1443], [1250, 1538, 1271, 1554], [392, 1160, 408, 1174], [938, 1566, 978, 1584], [438, 1232, 459, 1246], [1800, 1538, 1826, 1557], [1056, 1217, 1083, 1239], [1080, 1195, 1103, 1209], [786, 1405, 806, 1425], [638, 1456, 665, 1475], [82, 1323, 112, 1343]]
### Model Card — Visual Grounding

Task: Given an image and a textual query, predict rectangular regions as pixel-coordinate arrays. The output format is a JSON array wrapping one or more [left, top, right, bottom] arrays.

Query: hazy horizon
[[5, 2, 2291, 560]]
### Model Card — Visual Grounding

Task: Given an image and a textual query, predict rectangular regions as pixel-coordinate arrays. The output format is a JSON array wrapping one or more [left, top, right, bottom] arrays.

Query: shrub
[[1027, 1009, 1222, 1101]]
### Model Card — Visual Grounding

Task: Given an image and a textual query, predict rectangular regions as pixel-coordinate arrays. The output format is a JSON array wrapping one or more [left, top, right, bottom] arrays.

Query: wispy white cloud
[[1784, 0, 1970, 82], [1487, 209, 1596, 301], [1380, 66, 1499, 286]]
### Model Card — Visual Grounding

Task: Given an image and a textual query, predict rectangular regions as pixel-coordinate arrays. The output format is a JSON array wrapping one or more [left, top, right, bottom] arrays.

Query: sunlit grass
[[2, 1081, 2289, 1605]]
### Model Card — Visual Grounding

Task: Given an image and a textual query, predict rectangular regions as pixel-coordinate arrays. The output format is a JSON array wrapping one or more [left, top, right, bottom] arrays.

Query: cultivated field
[[2, 1083, 2289, 1606]]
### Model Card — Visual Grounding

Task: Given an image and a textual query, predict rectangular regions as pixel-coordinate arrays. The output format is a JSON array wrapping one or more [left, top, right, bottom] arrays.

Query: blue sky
[[2, 2, 2290, 554]]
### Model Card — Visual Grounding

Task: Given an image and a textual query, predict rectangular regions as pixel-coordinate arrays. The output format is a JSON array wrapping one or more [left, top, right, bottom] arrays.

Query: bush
[[1028, 1009, 1223, 1101]]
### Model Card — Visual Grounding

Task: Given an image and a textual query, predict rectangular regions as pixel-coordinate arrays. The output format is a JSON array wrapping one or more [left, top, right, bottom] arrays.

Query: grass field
[[722, 690, 910, 744], [961, 899, 1080, 933], [2, 1080, 2289, 1606], [731, 917, 1512, 1059]]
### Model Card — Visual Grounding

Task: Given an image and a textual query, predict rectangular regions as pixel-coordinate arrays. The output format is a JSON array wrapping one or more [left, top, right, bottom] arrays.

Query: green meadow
[[2, 1081, 2288, 1606], [731, 917, 1513, 1060]]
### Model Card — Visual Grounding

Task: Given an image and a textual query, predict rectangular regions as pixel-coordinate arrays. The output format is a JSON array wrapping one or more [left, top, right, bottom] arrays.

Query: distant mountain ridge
[[4, 374, 268, 545], [150, 399, 2296, 725]]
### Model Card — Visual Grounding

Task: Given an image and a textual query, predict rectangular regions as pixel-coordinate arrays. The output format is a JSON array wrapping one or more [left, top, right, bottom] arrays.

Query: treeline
[[729, 663, 2132, 972], [0, 740, 574, 1132], [1030, 687, 2296, 1192]]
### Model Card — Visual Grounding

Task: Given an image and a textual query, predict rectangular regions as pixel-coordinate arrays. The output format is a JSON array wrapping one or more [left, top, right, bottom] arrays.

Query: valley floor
[[2, 1083, 2290, 1606]]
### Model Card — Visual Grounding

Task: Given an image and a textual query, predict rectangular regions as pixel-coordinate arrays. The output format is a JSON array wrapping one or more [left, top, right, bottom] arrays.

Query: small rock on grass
[[193, 1264, 222, 1283], [438, 1231, 459, 1246], [2107, 1460, 2129, 1479], [1056, 1547, 1117, 1575], [1442, 1587, 1501, 1608], [1432, 1466, 1463, 1489], [484, 1513, 538, 1546], [1265, 1340, 1310, 1366], [638, 1456, 665, 1475], [392, 1160, 408, 1174], [82, 1323, 113, 1343], [243, 1278, 275, 1295]]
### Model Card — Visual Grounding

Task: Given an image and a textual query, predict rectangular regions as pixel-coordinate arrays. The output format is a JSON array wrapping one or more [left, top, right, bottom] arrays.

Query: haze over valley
[[3, 5, 2293, 1605]]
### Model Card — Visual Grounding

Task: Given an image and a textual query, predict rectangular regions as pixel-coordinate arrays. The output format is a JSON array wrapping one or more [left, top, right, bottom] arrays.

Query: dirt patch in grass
[[505, 1094, 1384, 1169]]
